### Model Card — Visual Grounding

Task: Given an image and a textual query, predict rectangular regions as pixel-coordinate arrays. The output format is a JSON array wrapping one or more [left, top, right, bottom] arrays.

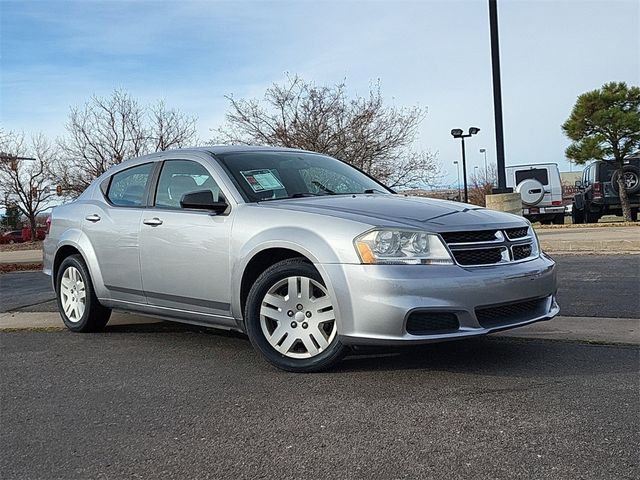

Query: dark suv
[[572, 157, 640, 223]]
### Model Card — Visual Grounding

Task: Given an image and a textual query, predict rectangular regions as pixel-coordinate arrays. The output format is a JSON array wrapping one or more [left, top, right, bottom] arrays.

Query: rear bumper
[[523, 206, 565, 215], [321, 254, 558, 346]]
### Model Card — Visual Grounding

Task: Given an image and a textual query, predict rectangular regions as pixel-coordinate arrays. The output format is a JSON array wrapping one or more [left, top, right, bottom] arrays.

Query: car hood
[[258, 194, 527, 232]]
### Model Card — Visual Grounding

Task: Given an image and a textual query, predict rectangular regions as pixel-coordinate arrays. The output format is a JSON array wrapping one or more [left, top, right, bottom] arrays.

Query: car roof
[[506, 163, 558, 168], [182, 145, 320, 156]]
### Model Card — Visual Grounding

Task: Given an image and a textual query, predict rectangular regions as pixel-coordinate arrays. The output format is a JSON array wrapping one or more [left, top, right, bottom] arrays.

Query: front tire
[[56, 254, 111, 332], [244, 258, 347, 372]]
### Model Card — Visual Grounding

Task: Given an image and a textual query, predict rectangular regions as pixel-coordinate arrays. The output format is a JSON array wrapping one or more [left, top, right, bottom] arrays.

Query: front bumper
[[321, 254, 558, 346]]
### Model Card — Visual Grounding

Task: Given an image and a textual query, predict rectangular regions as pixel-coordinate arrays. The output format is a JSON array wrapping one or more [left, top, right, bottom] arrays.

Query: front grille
[[512, 244, 532, 261], [406, 312, 460, 335], [475, 297, 548, 328], [441, 230, 498, 244], [505, 227, 529, 239], [452, 248, 505, 266], [441, 226, 535, 267]]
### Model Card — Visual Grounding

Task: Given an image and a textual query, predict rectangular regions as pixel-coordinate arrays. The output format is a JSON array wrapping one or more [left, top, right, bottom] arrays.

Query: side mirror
[[180, 190, 228, 214]]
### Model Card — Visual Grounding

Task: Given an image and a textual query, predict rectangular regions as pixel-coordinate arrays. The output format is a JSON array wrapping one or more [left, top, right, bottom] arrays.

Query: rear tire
[[552, 213, 565, 225], [244, 258, 347, 372], [612, 165, 640, 195], [584, 209, 599, 224], [571, 204, 584, 224], [56, 254, 111, 332]]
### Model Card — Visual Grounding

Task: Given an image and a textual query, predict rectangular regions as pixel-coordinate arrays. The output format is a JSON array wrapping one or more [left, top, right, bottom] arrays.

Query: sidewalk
[[536, 226, 640, 253], [1, 312, 637, 345], [0, 249, 43, 265]]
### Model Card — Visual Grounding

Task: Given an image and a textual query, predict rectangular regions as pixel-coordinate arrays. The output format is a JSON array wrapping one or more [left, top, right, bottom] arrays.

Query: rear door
[[83, 162, 154, 304], [515, 167, 550, 209], [138, 157, 234, 322]]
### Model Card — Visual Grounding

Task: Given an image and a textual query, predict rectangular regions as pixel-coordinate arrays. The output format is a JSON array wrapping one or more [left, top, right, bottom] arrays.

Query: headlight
[[354, 229, 454, 265], [529, 226, 541, 257]]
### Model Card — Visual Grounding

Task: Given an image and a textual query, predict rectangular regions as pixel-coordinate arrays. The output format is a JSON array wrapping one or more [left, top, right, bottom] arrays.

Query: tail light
[[45, 216, 51, 235], [551, 201, 562, 206], [593, 181, 602, 199]]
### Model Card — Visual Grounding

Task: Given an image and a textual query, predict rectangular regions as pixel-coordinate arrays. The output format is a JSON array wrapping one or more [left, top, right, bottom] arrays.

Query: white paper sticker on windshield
[[240, 169, 285, 192]]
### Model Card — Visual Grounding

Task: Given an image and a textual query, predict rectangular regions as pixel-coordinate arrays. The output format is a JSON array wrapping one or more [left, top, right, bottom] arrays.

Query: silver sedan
[[44, 146, 558, 371]]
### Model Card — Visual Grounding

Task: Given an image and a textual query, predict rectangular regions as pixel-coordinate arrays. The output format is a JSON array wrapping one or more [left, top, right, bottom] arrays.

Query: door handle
[[143, 217, 163, 226], [85, 214, 101, 222]]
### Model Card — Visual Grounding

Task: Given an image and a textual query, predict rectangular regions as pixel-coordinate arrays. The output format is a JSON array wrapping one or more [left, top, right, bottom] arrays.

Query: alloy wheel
[[624, 171, 638, 190], [60, 266, 86, 322]]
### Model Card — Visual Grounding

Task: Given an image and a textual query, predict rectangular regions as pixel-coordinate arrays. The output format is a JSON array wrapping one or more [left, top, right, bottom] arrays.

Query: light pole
[[488, 0, 507, 192], [453, 161, 461, 201], [479, 148, 488, 178], [451, 127, 480, 203]]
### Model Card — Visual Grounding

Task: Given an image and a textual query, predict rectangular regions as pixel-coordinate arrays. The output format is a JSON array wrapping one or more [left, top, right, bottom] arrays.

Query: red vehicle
[[21, 227, 47, 242], [1, 230, 25, 244]]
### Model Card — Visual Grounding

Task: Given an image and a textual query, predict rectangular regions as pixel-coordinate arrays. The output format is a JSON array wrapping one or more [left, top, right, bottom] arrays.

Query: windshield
[[215, 151, 392, 202]]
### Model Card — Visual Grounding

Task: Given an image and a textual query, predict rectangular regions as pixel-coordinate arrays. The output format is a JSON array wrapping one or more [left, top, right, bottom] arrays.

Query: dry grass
[[0, 241, 43, 252], [0, 263, 43, 274], [535, 221, 640, 230]]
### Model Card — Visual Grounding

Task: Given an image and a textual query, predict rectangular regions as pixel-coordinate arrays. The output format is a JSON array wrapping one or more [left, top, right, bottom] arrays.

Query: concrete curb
[[0, 249, 43, 265], [1, 312, 637, 346], [540, 239, 640, 252], [537, 226, 640, 253]]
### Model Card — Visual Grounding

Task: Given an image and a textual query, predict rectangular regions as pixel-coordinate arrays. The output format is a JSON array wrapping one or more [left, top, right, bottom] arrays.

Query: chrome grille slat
[[441, 226, 536, 267]]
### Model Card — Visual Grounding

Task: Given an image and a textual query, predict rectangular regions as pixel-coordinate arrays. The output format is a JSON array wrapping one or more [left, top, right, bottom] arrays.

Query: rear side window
[[515, 168, 549, 185], [598, 162, 616, 182], [107, 163, 153, 207]]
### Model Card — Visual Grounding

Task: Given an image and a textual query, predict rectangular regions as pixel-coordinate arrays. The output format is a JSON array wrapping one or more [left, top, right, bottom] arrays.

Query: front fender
[[230, 227, 348, 323]]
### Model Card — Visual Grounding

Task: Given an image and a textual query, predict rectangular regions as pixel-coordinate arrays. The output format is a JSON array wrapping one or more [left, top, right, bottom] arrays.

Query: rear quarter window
[[515, 168, 549, 185], [598, 162, 616, 182]]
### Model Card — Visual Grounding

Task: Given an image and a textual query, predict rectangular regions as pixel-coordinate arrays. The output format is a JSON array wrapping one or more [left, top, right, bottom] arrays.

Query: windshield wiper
[[312, 181, 335, 194], [290, 192, 321, 198]]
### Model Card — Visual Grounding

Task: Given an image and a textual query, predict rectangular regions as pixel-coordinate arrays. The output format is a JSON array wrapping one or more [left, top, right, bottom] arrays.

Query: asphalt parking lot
[[2, 331, 638, 479], [1, 254, 639, 479]]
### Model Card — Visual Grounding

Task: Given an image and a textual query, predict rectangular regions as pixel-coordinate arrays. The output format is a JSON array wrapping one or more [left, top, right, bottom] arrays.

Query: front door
[[139, 159, 233, 320]]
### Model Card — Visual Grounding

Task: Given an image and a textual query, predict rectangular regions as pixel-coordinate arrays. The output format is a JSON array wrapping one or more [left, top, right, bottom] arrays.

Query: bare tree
[[149, 100, 197, 152], [468, 164, 498, 207], [0, 132, 56, 242], [213, 76, 440, 188], [58, 90, 197, 195]]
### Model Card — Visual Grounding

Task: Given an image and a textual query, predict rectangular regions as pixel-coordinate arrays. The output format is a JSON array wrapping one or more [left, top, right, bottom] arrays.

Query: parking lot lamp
[[451, 127, 481, 203], [480, 148, 488, 177], [453, 160, 461, 201]]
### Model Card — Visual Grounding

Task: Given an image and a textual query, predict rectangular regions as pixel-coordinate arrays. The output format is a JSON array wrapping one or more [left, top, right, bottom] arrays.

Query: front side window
[[107, 163, 153, 207], [515, 168, 549, 186], [155, 160, 222, 209], [216, 151, 391, 202]]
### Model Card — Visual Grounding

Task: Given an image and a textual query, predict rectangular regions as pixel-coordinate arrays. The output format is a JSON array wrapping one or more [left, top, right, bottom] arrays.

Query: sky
[[1, 0, 639, 187]]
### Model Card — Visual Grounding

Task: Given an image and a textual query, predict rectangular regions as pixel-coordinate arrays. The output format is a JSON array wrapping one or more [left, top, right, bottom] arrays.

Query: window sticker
[[240, 169, 285, 192]]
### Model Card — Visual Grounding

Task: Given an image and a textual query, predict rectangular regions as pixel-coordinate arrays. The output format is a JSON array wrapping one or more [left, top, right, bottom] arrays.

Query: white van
[[506, 163, 565, 224]]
